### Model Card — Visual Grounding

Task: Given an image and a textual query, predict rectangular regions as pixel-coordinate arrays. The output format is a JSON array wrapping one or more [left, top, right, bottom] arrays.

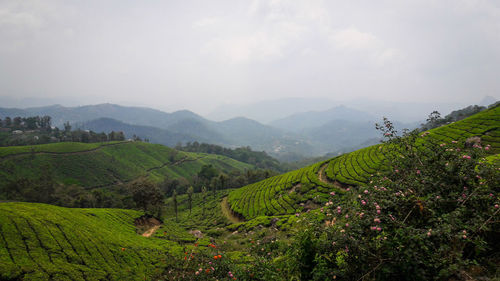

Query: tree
[[64, 121, 71, 133], [210, 177, 218, 199], [172, 190, 178, 222], [128, 178, 164, 217], [201, 186, 207, 216], [13, 117, 22, 127], [187, 186, 194, 215]]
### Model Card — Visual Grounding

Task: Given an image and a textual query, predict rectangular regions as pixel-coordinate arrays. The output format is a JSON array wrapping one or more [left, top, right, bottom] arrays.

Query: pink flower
[[364, 190, 369, 194], [495, 204, 499, 209], [345, 223, 349, 227], [416, 170, 421, 174], [427, 232, 431, 237], [330, 192, 336, 196], [376, 227, 382, 231], [345, 214, 349, 219], [440, 143, 446, 147], [370, 226, 377, 231], [361, 200, 366, 205], [377, 210, 381, 214], [485, 146, 490, 151], [462, 155, 471, 159]]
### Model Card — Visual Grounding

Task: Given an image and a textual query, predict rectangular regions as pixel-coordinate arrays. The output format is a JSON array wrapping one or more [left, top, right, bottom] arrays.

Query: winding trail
[[141, 225, 160, 237], [318, 162, 347, 189], [221, 197, 244, 223]]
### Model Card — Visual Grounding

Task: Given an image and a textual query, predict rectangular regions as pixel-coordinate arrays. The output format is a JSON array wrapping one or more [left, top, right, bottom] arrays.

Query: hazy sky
[[1, 0, 499, 114]]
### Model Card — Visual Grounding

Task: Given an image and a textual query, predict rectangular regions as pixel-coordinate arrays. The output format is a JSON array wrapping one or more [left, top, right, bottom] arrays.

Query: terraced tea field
[[0, 202, 183, 280], [0, 141, 253, 189], [228, 105, 500, 219]]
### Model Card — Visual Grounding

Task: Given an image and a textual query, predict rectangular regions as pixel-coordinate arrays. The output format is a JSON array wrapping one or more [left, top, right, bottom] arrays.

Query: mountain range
[[0, 101, 469, 160]]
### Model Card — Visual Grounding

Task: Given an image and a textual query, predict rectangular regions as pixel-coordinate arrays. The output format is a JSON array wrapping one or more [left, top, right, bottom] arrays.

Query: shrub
[[288, 118, 500, 280]]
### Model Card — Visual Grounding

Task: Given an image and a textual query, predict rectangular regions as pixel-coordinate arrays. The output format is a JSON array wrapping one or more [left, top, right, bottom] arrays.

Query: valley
[[0, 103, 498, 280]]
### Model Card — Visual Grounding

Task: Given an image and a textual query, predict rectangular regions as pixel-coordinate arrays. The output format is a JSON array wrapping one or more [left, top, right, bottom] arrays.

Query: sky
[[0, 0, 499, 115]]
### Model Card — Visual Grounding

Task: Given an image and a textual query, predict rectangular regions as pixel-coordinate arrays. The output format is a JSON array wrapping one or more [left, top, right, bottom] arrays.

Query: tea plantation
[[0, 202, 184, 280], [228, 105, 500, 219], [0, 141, 253, 189]]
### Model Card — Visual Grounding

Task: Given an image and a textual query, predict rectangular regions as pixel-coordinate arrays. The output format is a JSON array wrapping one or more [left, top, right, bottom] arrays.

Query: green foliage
[[285, 119, 500, 280], [0, 141, 253, 206], [128, 177, 164, 217], [178, 141, 283, 171], [228, 104, 500, 219], [0, 202, 184, 280]]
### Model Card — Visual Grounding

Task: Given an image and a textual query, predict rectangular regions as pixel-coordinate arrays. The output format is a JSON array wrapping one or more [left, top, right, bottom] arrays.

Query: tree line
[[0, 115, 125, 146], [176, 141, 283, 171]]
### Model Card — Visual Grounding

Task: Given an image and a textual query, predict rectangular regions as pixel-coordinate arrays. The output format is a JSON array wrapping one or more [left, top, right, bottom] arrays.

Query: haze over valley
[[1, 1, 499, 280]]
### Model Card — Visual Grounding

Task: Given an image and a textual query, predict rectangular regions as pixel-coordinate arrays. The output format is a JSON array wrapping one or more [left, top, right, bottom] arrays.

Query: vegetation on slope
[[0, 141, 255, 208], [177, 141, 282, 171], [0, 202, 183, 280], [228, 105, 500, 219]]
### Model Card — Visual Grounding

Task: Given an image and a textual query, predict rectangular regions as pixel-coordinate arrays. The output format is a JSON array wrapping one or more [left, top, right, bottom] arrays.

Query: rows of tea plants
[[0, 141, 253, 190], [227, 160, 347, 218], [0, 141, 125, 158], [0, 202, 184, 280], [228, 105, 499, 219]]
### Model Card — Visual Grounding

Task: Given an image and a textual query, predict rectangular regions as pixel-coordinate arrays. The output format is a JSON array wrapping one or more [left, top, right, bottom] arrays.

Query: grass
[[0, 202, 184, 280], [0, 141, 253, 189], [228, 105, 500, 219]]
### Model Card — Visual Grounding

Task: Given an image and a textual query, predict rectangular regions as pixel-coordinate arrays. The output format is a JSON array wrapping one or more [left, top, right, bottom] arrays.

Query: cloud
[[203, 32, 286, 64], [0, 8, 42, 29], [329, 28, 380, 50], [192, 17, 220, 29]]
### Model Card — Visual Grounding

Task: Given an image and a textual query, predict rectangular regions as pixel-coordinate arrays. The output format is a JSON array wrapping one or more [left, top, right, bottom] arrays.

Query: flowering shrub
[[287, 119, 500, 280]]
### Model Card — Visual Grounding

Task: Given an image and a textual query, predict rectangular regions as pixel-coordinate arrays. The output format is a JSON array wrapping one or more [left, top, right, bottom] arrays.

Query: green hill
[[0, 141, 253, 191], [228, 105, 500, 219], [0, 202, 184, 280]]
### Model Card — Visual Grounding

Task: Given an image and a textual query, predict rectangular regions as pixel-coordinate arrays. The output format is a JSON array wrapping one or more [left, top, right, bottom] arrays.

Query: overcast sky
[[0, 0, 499, 114]]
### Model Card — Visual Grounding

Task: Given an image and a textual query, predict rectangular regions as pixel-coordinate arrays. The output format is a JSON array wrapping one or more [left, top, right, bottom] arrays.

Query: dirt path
[[318, 162, 346, 189], [221, 197, 244, 223], [142, 225, 160, 237]]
